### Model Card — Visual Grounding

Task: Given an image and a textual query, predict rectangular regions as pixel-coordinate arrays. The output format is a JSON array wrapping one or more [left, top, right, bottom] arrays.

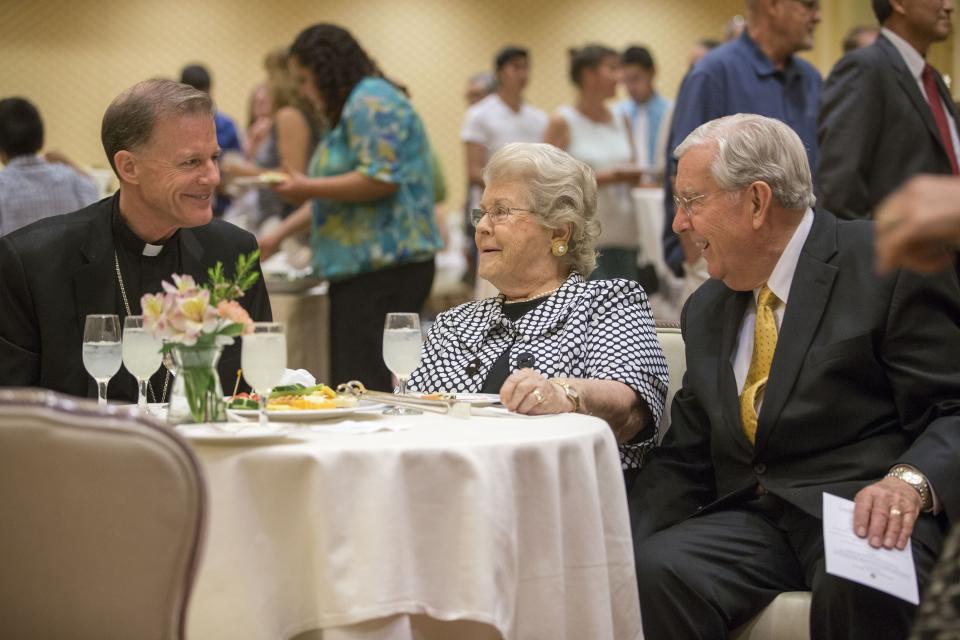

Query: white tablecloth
[[185, 411, 642, 640]]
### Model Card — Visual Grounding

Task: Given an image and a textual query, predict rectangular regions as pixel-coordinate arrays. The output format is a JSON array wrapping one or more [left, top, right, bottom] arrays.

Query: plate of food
[[175, 423, 291, 444], [228, 383, 383, 421], [232, 171, 290, 187]]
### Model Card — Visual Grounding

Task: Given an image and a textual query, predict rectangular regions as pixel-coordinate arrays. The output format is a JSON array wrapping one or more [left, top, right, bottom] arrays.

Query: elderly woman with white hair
[[408, 142, 669, 469]]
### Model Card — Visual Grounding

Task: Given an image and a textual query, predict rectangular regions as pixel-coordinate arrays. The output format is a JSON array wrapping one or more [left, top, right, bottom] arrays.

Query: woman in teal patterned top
[[260, 23, 441, 390]]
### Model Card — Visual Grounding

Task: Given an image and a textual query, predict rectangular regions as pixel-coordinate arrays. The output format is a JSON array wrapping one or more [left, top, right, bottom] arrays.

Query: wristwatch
[[550, 379, 581, 413], [886, 464, 933, 512]]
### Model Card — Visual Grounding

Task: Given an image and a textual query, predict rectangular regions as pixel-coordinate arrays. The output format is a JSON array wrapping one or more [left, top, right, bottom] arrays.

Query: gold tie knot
[[758, 285, 779, 310]]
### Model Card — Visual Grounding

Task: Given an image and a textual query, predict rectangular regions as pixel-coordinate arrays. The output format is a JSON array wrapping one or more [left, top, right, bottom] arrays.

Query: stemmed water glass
[[382, 313, 423, 415], [82, 314, 122, 406], [241, 322, 287, 426], [122, 315, 164, 410]]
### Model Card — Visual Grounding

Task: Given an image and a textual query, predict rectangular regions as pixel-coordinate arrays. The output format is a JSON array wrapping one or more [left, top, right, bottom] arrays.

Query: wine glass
[[82, 314, 122, 406], [122, 315, 164, 411], [382, 313, 423, 415], [241, 322, 287, 425]]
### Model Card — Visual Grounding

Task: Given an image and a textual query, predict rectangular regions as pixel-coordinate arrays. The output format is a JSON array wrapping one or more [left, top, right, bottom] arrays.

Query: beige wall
[[0, 0, 954, 212]]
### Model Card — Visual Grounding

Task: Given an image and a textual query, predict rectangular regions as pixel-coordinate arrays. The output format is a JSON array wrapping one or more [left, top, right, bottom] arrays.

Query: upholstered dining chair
[[653, 320, 684, 441], [0, 389, 206, 640], [653, 322, 813, 640]]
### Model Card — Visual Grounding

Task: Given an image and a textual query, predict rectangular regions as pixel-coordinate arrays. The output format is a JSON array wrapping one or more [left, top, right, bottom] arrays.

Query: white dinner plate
[[175, 423, 290, 445], [229, 400, 384, 422]]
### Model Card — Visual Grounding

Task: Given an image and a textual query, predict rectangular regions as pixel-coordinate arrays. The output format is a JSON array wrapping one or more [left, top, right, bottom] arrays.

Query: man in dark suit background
[[818, 0, 958, 219], [631, 114, 960, 639], [0, 78, 272, 403]]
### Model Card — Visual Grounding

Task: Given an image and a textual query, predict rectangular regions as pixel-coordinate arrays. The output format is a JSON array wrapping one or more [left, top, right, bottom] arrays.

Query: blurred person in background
[[687, 38, 721, 69], [464, 71, 495, 106], [724, 14, 747, 41], [408, 142, 668, 478], [818, 0, 957, 220], [662, 0, 822, 303], [243, 82, 273, 162], [842, 24, 880, 53], [614, 45, 673, 184], [462, 46, 549, 298], [0, 97, 98, 236], [545, 44, 643, 282], [258, 23, 441, 391], [222, 47, 321, 224], [180, 63, 243, 217]]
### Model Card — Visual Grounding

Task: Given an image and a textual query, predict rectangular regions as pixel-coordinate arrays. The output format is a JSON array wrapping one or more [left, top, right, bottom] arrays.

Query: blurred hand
[[500, 369, 572, 415], [853, 476, 923, 550], [875, 175, 960, 274], [270, 169, 314, 204], [257, 232, 281, 261]]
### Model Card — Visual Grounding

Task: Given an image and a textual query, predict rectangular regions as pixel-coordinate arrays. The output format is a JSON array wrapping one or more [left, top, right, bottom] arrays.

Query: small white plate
[[232, 174, 288, 187], [229, 400, 384, 422], [175, 423, 290, 444]]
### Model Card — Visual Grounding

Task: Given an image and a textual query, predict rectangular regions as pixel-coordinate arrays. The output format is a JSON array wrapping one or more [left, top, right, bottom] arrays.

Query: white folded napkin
[[278, 368, 317, 387]]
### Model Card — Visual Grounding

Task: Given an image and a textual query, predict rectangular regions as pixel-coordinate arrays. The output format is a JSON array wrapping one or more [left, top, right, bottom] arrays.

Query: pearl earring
[[551, 239, 568, 257]]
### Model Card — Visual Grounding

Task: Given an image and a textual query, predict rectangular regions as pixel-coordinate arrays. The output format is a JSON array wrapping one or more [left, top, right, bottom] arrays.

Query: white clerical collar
[[142, 243, 163, 257]]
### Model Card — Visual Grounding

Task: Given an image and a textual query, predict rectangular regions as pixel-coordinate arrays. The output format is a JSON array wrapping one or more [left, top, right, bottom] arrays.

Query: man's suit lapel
[[755, 211, 839, 452], [878, 35, 954, 161], [719, 290, 753, 452], [73, 199, 118, 398]]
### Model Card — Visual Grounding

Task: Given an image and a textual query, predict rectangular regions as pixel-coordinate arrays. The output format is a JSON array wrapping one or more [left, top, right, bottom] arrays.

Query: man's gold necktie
[[740, 285, 779, 444]]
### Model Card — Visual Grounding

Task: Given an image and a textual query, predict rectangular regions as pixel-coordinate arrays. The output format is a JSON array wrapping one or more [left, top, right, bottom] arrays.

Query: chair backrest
[[0, 389, 206, 640], [655, 320, 686, 441]]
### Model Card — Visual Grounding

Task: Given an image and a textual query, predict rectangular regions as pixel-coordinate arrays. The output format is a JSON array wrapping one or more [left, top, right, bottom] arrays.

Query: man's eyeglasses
[[672, 193, 708, 217], [470, 205, 534, 226]]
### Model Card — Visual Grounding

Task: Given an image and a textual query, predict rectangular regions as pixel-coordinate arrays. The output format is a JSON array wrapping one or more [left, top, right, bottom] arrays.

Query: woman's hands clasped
[[500, 369, 574, 415]]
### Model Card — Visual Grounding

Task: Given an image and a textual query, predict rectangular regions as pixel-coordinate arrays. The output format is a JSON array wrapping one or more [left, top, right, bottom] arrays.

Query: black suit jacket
[[817, 34, 959, 219], [630, 211, 960, 550], [0, 194, 272, 401]]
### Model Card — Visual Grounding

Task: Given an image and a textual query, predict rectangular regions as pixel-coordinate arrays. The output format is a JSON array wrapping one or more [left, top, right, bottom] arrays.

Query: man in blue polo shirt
[[180, 64, 243, 217], [662, 0, 822, 282]]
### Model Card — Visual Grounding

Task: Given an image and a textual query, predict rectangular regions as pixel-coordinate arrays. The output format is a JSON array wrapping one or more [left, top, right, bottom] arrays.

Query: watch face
[[901, 469, 922, 485]]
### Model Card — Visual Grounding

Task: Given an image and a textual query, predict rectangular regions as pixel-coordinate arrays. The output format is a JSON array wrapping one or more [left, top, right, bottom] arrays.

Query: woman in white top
[[544, 44, 642, 282]]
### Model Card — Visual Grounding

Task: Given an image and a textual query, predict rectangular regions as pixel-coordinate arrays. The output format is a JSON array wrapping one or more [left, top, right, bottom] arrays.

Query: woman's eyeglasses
[[470, 205, 534, 226]]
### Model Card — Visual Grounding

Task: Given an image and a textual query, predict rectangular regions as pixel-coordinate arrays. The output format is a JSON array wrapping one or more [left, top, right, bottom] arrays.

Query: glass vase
[[167, 344, 226, 424]]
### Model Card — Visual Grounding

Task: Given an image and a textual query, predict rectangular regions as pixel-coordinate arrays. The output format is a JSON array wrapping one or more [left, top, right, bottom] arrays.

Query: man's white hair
[[674, 113, 816, 211]]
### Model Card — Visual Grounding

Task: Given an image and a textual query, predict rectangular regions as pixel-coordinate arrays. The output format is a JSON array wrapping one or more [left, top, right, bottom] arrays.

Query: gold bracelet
[[549, 379, 581, 413]]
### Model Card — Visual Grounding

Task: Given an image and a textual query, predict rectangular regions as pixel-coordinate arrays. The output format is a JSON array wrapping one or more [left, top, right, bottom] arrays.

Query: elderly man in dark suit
[[0, 79, 272, 403], [818, 0, 958, 219], [630, 114, 960, 640]]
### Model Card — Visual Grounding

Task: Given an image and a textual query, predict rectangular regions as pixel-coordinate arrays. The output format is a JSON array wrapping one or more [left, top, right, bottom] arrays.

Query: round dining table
[[182, 408, 643, 640]]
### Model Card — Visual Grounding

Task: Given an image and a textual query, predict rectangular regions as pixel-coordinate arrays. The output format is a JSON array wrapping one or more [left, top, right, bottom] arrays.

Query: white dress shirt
[[732, 208, 814, 399]]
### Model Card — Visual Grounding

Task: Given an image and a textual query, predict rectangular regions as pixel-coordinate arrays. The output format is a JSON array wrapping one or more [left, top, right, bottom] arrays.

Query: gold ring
[[532, 389, 545, 404], [890, 507, 903, 517]]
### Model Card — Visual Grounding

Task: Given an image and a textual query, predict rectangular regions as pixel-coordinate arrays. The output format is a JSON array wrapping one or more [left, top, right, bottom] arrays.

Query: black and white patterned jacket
[[409, 272, 669, 468]]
